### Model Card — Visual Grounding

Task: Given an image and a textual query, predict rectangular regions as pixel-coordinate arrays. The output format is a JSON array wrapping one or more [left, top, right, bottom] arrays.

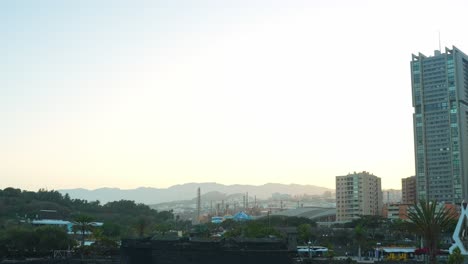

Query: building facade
[[382, 203, 409, 221], [335, 171, 383, 222], [411, 46, 468, 203], [402, 176, 417, 204], [383, 189, 402, 204]]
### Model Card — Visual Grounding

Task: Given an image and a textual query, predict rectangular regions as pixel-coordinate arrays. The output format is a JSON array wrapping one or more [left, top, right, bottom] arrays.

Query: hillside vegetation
[[0, 187, 175, 238]]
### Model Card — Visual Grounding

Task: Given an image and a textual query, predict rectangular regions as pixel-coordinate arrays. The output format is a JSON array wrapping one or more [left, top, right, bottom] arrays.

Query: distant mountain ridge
[[58, 182, 332, 204]]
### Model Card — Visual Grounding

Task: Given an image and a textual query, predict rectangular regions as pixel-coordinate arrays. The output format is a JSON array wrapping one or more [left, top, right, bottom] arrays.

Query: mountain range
[[58, 182, 333, 204]]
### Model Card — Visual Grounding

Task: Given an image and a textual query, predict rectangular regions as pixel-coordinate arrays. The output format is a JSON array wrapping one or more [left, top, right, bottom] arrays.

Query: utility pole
[[196, 188, 201, 224]]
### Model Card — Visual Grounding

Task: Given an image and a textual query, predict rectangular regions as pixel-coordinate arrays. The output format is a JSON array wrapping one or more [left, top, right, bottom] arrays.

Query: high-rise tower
[[411, 46, 468, 203]]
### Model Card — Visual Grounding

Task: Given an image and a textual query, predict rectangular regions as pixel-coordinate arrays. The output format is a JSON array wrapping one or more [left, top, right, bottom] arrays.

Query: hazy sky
[[2, 0, 468, 191]]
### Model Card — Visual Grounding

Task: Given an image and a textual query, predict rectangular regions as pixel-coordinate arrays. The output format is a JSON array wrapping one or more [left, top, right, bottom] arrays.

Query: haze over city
[[3, 0, 468, 191]]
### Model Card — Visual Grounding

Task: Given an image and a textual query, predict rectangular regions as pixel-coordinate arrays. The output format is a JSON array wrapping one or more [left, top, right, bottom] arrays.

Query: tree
[[354, 225, 366, 260], [102, 222, 121, 238], [74, 214, 94, 247], [407, 200, 454, 264], [135, 216, 151, 237], [154, 223, 172, 237], [4, 227, 38, 255], [35, 226, 75, 252], [331, 229, 352, 251], [244, 221, 280, 238], [220, 219, 239, 230], [448, 247, 464, 264], [297, 224, 314, 244], [388, 219, 413, 242]]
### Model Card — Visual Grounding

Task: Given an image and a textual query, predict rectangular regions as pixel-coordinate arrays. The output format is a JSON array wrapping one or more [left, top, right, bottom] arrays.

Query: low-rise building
[[382, 203, 410, 220]]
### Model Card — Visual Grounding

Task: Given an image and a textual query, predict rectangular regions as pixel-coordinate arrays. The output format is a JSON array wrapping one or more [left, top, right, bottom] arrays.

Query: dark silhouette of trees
[[223, 221, 280, 239], [256, 215, 316, 228], [154, 222, 172, 237], [35, 225, 75, 251], [0, 225, 75, 259], [135, 216, 151, 237], [102, 222, 121, 238], [0, 187, 179, 259], [0, 187, 175, 239]]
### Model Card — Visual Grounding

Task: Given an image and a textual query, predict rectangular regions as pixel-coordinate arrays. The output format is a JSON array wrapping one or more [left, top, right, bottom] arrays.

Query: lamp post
[[376, 242, 381, 260]]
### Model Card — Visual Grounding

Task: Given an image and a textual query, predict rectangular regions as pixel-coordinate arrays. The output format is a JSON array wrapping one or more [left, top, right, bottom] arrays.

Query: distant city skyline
[[2, 0, 468, 191]]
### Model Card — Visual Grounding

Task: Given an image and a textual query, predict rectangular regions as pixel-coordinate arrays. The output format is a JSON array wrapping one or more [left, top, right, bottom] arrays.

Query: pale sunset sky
[[2, 0, 468, 191]]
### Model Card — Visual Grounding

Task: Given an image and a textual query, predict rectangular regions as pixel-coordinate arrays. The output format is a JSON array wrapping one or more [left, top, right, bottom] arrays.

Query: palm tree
[[354, 225, 366, 260], [407, 200, 454, 264], [135, 216, 151, 237], [73, 214, 94, 247]]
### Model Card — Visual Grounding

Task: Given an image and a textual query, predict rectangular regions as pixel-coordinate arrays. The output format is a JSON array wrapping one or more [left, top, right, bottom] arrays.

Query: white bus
[[297, 246, 328, 257]]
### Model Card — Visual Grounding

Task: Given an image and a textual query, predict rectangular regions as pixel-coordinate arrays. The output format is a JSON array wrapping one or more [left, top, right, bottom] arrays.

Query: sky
[[2, 0, 468, 191]]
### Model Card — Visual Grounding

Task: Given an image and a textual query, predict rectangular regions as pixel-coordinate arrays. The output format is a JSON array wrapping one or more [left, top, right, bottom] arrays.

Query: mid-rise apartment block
[[402, 176, 417, 204], [336, 171, 383, 222]]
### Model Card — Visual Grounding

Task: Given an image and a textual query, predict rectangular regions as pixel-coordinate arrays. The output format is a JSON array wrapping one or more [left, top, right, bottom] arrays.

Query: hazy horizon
[[6, 180, 402, 193], [3, 0, 468, 191]]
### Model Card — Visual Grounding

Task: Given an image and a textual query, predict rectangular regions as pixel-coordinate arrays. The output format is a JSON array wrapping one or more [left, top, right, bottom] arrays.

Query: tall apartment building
[[411, 46, 468, 203], [336, 171, 383, 222], [402, 176, 416, 204]]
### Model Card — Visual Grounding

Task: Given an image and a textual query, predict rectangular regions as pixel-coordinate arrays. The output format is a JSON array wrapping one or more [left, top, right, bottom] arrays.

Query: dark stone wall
[[0, 259, 119, 264], [296, 259, 422, 264], [121, 238, 294, 264]]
